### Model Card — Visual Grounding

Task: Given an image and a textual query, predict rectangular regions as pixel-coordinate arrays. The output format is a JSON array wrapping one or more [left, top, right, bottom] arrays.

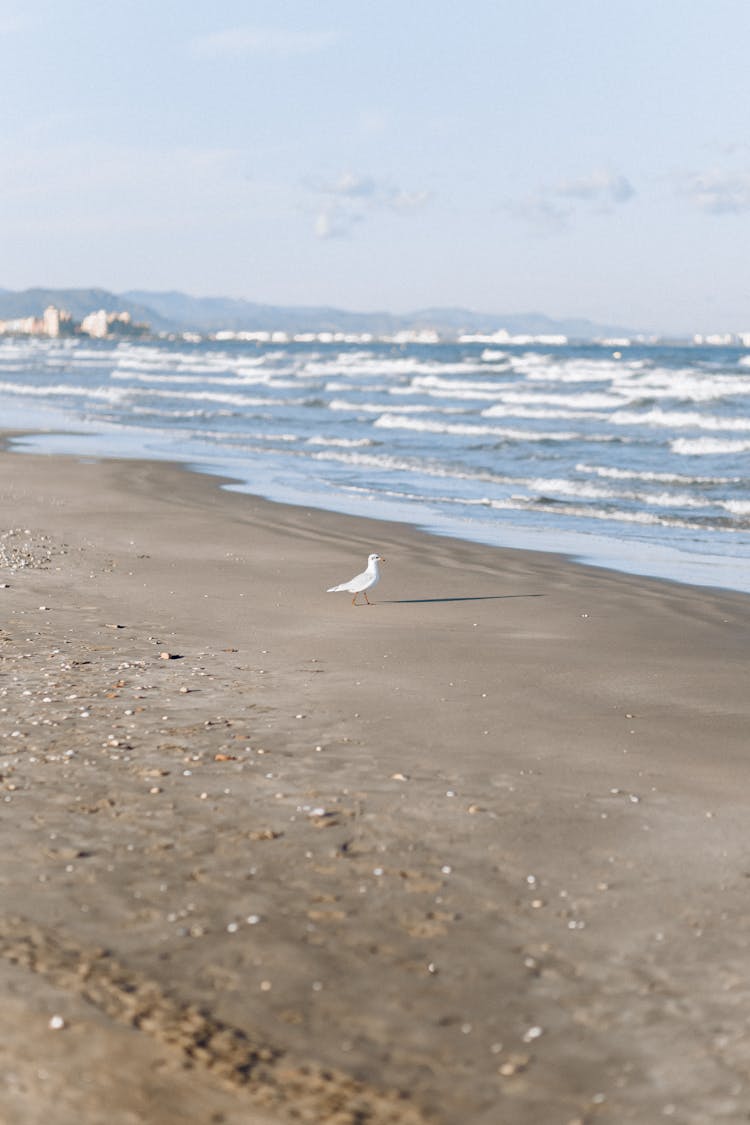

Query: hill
[[0, 287, 637, 340], [0, 288, 172, 331]]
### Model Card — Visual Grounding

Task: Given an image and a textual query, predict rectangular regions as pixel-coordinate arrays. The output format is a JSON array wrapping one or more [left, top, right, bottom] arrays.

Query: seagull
[[327, 553, 385, 606]]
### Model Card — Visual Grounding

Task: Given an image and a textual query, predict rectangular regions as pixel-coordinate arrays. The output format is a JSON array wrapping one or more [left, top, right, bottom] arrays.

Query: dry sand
[[0, 442, 749, 1125]]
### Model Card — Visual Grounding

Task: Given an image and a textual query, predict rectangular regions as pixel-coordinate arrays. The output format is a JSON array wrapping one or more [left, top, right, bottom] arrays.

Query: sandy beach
[[1, 440, 749, 1125]]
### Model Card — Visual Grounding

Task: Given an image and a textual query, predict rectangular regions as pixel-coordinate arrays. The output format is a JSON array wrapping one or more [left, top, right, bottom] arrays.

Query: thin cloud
[[555, 170, 635, 206], [315, 208, 364, 240], [681, 169, 750, 214], [390, 189, 431, 211], [189, 26, 340, 58], [312, 172, 431, 239], [507, 196, 572, 235], [509, 168, 635, 234], [328, 173, 380, 199]]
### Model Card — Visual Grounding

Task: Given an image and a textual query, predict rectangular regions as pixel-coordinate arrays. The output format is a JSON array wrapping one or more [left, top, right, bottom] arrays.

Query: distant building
[[80, 309, 110, 338], [0, 315, 41, 336], [693, 333, 738, 346], [214, 329, 290, 343], [43, 305, 61, 337], [458, 329, 568, 346], [389, 329, 441, 345], [80, 309, 148, 338], [0, 303, 128, 338], [42, 305, 74, 337]]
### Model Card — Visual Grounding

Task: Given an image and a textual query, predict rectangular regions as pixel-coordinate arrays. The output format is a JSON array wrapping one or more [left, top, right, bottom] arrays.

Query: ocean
[[1, 335, 749, 592]]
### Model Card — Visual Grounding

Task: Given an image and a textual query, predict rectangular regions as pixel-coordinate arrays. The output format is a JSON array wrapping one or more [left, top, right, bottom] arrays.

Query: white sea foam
[[308, 448, 430, 474], [510, 355, 642, 383], [115, 354, 218, 372], [481, 404, 610, 421], [522, 477, 713, 510], [497, 389, 629, 409], [302, 357, 500, 378], [335, 484, 712, 530], [111, 371, 251, 386], [373, 413, 581, 442], [46, 356, 115, 368], [615, 370, 750, 402], [611, 408, 750, 432], [133, 387, 284, 408], [575, 462, 736, 485], [671, 437, 750, 455], [306, 435, 373, 448], [393, 373, 515, 396], [0, 380, 128, 402], [328, 398, 468, 415]]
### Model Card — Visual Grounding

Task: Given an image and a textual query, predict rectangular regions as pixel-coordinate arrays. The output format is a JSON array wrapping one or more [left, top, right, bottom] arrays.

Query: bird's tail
[[327, 583, 348, 593]]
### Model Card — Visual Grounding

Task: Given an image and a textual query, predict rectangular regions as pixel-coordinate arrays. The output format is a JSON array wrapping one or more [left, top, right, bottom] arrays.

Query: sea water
[[1, 336, 749, 592]]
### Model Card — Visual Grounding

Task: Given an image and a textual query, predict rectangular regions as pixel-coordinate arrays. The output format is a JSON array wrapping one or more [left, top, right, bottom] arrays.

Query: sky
[[1, 0, 750, 334]]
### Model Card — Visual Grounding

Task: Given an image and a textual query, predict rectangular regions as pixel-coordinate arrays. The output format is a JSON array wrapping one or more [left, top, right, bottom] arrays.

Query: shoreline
[[1, 443, 749, 1123], [4, 415, 750, 596]]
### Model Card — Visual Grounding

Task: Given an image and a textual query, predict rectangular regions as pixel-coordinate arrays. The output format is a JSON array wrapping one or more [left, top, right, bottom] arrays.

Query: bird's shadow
[[378, 594, 544, 604]]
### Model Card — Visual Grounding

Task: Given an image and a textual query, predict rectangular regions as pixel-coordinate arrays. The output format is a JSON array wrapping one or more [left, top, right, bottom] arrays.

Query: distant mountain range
[[0, 286, 637, 339]]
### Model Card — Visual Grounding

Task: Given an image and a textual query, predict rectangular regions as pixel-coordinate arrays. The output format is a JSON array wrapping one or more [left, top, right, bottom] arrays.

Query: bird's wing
[[329, 567, 370, 592]]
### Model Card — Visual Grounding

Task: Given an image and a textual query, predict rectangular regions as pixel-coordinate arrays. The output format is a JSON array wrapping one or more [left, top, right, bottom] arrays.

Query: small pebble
[[48, 1015, 65, 1030], [499, 1053, 530, 1077]]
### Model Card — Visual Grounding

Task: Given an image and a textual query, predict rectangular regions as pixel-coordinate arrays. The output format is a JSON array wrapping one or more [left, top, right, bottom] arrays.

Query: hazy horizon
[[2, 1, 750, 335]]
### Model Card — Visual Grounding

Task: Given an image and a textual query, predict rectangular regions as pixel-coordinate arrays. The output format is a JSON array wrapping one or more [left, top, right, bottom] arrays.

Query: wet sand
[[1, 442, 749, 1125]]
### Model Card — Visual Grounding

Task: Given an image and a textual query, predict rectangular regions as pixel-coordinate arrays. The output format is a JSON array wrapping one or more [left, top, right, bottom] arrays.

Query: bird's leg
[[364, 591, 372, 605], [352, 593, 359, 606]]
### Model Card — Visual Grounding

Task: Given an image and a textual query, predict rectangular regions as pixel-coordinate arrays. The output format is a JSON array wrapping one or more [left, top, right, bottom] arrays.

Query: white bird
[[327, 553, 385, 606]]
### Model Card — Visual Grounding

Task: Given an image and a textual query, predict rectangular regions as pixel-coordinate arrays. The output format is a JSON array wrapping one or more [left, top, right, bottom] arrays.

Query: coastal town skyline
[[2, 2, 750, 335], [3, 287, 750, 346]]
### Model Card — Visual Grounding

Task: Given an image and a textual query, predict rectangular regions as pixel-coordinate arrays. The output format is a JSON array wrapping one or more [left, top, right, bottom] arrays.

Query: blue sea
[[1, 335, 749, 592]]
